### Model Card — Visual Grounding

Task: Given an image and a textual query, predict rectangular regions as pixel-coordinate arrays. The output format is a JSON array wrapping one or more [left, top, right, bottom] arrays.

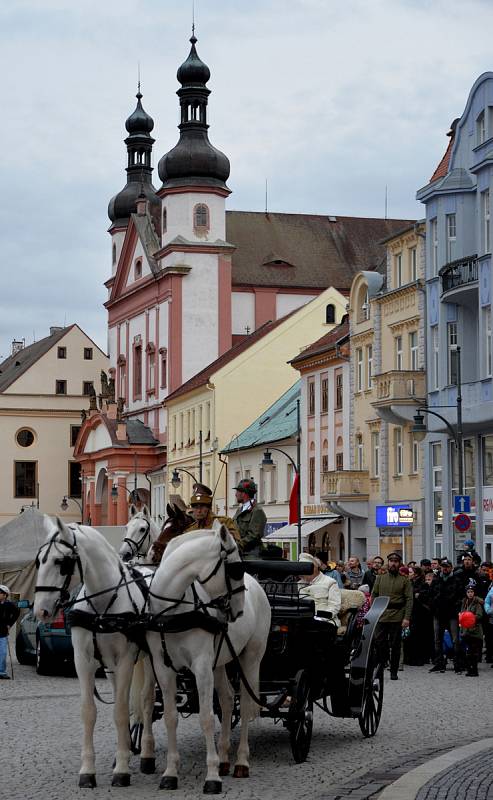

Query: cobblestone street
[[2, 660, 492, 800]]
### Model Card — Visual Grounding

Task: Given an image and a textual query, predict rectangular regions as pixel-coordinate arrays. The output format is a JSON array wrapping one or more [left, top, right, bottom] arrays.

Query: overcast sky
[[1, 0, 493, 359]]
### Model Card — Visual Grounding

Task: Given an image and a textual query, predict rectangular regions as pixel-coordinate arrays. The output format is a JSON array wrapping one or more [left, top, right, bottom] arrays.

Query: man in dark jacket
[[454, 554, 489, 598], [371, 552, 413, 681], [429, 559, 463, 673], [233, 478, 266, 559], [0, 585, 19, 679], [362, 555, 384, 591]]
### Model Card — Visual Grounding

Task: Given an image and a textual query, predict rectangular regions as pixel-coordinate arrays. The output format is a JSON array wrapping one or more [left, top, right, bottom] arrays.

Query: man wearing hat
[[371, 552, 413, 681], [0, 585, 19, 679], [233, 478, 266, 559], [184, 483, 240, 543], [298, 553, 341, 633]]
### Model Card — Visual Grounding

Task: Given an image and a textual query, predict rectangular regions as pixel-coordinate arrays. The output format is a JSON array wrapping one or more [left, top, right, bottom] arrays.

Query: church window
[[16, 429, 35, 448], [133, 343, 142, 400], [162, 207, 167, 233], [194, 204, 209, 231], [134, 259, 142, 280], [147, 350, 155, 394], [112, 243, 117, 265], [14, 461, 37, 498], [160, 348, 167, 389], [69, 461, 82, 498], [325, 304, 335, 324]]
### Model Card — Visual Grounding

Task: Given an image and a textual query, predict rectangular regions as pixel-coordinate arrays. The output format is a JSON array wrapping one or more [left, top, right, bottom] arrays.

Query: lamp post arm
[[266, 446, 298, 473], [417, 407, 459, 446], [176, 467, 197, 481]]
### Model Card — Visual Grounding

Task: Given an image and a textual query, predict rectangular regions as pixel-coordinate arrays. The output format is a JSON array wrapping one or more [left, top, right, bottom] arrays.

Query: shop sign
[[265, 521, 288, 536], [304, 504, 328, 516], [483, 487, 493, 521], [376, 504, 413, 528]]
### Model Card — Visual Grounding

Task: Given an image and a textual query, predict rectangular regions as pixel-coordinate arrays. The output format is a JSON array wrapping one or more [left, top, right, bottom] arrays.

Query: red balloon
[[459, 610, 476, 629]]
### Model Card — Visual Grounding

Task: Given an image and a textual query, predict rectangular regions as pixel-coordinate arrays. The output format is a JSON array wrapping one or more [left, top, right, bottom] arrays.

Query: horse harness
[[121, 518, 152, 562]]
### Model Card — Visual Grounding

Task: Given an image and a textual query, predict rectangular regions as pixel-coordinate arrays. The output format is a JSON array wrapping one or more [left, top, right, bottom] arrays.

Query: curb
[[377, 738, 493, 800]]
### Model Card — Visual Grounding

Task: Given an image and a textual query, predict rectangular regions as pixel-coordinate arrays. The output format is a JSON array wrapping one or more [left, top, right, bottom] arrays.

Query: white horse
[[119, 505, 160, 564], [146, 521, 271, 794], [33, 516, 156, 788]]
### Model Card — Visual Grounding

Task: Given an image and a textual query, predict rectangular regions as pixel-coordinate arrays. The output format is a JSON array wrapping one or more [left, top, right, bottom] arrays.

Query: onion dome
[[177, 35, 211, 86], [158, 35, 230, 192], [108, 89, 160, 227], [125, 91, 154, 136]]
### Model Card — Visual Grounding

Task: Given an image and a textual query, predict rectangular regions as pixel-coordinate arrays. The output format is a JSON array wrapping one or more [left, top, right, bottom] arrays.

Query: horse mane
[[163, 523, 234, 561]]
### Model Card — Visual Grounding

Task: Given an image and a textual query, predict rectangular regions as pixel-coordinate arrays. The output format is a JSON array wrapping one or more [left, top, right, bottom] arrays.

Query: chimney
[[50, 326, 64, 336], [116, 422, 127, 441], [11, 339, 25, 356]]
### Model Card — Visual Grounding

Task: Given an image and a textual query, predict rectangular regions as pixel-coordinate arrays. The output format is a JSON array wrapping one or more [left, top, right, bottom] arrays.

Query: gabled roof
[[165, 314, 295, 403], [0, 326, 71, 393], [290, 318, 349, 366], [429, 120, 458, 183], [221, 380, 301, 453], [226, 212, 414, 290]]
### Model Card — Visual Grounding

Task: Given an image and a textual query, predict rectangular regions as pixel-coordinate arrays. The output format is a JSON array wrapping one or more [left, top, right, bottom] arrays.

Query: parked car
[[15, 589, 80, 675]]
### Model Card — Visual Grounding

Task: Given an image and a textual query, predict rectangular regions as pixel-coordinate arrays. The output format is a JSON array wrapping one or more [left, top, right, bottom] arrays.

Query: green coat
[[233, 502, 266, 557], [371, 571, 413, 623]]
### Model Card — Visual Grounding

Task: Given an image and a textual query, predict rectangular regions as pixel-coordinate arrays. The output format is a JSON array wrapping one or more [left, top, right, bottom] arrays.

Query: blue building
[[417, 73, 493, 561]]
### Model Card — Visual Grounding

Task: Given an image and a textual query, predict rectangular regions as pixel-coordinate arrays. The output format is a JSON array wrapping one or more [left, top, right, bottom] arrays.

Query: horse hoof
[[233, 765, 249, 778], [219, 762, 230, 776], [79, 774, 96, 788], [111, 773, 131, 787], [140, 757, 156, 774], [159, 776, 178, 790], [203, 779, 222, 794]]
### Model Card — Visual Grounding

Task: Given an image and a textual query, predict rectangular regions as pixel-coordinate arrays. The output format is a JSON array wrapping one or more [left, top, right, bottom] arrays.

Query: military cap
[[190, 483, 213, 507], [387, 551, 402, 561]]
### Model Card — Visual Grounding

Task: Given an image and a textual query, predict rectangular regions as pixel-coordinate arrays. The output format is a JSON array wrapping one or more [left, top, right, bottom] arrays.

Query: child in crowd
[[459, 582, 483, 677]]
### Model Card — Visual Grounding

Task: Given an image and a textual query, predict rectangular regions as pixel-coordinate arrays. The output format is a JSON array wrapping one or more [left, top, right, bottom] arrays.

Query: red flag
[[289, 473, 300, 524]]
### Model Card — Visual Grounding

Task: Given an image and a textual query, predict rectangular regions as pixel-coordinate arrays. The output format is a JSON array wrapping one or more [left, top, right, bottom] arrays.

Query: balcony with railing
[[440, 254, 478, 301], [371, 370, 426, 423], [321, 470, 369, 519]]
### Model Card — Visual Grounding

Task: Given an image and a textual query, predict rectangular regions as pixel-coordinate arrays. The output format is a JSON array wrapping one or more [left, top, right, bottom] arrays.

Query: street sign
[[454, 513, 471, 533], [454, 495, 471, 514]]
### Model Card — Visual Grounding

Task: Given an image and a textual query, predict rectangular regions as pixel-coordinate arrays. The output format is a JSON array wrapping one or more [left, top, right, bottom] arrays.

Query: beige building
[[321, 223, 427, 562], [0, 325, 108, 525], [165, 287, 348, 514]]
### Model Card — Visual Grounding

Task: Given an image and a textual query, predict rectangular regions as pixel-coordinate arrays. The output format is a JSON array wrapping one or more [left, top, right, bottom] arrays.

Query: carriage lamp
[[171, 469, 181, 488], [60, 496, 69, 511], [411, 412, 427, 442], [261, 450, 275, 472]]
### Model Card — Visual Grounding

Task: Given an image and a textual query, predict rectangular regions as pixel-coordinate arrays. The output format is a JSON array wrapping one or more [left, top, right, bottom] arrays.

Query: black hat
[[420, 558, 432, 567], [387, 552, 402, 561]]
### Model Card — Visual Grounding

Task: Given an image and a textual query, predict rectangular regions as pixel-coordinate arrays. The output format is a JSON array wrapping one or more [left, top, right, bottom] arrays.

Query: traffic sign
[[454, 495, 471, 514], [454, 513, 471, 533]]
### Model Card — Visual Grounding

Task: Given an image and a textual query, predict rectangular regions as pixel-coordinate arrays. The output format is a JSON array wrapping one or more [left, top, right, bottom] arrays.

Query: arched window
[[162, 207, 167, 233], [194, 203, 209, 230], [357, 287, 370, 323], [325, 304, 335, 324], [112, 243, 117, 265], [134, 259, 142, 280]]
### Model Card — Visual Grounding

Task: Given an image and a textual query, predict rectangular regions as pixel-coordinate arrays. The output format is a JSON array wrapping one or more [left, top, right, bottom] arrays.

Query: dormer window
[[325, 304, 335, 324], [357, 287, 370, 323], [134, 259, 142, 280], [194, 203, 209, 231]]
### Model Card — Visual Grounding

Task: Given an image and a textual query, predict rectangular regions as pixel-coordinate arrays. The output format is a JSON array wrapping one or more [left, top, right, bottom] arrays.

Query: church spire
[[158, 34, 230, 191], [108, 89, 160, 227]]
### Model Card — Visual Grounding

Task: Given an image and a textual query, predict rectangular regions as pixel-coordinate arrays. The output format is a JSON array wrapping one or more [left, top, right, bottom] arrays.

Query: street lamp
[[60, 495, 83, 517], [171, 467, 197, 489], [411, 346, 464, 550], [261, 398, 302, 558], [110, 484, 139, 503]]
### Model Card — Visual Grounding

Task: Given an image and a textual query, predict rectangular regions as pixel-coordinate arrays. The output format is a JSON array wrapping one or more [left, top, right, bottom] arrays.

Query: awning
[[263, 516, 341, 542]]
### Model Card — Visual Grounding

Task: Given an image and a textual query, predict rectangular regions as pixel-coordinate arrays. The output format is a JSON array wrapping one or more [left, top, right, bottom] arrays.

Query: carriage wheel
[[358, 648, 384, 738], [288, 670, 313, 763]]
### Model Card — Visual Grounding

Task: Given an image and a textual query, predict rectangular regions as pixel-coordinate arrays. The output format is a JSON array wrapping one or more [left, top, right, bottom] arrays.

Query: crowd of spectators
[[314, 544, 493, 679]]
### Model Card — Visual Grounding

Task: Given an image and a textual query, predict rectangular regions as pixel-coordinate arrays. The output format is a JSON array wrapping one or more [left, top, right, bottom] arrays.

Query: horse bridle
[[121, 518, 151, 561], [196, 541, 246, 619], [35, 526, 83, 605]]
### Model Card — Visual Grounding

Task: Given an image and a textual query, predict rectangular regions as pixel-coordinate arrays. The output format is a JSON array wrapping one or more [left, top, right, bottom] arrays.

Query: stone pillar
[[88, 480, 96, 526], [116, 476, 129, 525], [107, 483, 117, 525]]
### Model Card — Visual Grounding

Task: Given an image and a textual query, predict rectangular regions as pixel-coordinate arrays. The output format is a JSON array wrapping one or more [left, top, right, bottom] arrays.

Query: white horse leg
[[160, 668, 180, 789], [73, 629, 98, 788], [233, 648, 262, 779], [194, 660, 222, 793], [139, 656, 156, 773], [110, 645, 135, 786], [214, 666, 234, 776]]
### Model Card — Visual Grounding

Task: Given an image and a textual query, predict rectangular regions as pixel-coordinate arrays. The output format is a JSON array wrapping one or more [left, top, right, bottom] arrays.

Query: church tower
[[108, 89, 160, 274], [157, 33, 234, 379]]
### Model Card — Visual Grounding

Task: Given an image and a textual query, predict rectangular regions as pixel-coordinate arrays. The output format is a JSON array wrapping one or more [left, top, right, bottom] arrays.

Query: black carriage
[[146, 559, 388, 764]]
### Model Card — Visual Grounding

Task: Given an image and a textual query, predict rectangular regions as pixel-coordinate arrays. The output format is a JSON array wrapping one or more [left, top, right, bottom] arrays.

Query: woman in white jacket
[[298, 553, 342, 628]]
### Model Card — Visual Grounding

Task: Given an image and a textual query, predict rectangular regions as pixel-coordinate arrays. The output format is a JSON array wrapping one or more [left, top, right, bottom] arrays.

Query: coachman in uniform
[[184, 483, 241, 543], [233, 478, 266, 559]]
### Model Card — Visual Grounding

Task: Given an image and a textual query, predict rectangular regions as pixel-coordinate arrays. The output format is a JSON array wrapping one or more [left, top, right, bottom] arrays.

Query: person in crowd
[[335, 560, 349, 587], [405, 566, 434, 666], [298, 553, 342, 634], [431, 558, 441, 574], [429, 558, 463, 673], [232, 478, 266, 559], [455, 554, 488, 599], [371, 552, 413, 681], [184, 484, 240, 541], [346, 556, 364, 589], [420, 558, 432, 575], [362, 555, 384, 591], [457, 539, 481, 567], [484, 582, 493, 668], [459, 582, 483, 677], [407, 560, 417, 569], [399, 565, 410, 577], [0, 585, 19, 680], [316, 552, 345, 588]]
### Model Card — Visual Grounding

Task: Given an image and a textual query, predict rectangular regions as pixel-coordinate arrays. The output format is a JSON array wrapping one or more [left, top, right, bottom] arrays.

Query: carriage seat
[[336, 589, 365, 636]]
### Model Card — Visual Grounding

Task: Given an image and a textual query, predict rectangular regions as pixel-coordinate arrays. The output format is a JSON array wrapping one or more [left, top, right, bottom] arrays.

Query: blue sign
[[265, 522, 288, 536], [376, 505, 414, 528], [454, 495, 471, 514]]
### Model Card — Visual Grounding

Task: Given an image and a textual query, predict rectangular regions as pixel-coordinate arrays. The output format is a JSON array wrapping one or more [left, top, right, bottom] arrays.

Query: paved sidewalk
[[415, 744, 493, 800]]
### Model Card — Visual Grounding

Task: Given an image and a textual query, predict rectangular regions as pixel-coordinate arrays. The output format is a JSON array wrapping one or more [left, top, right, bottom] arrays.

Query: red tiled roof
[[429, 121, 457, 183], [165, 313, 296, 403], [289, 318, 349, 366]]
